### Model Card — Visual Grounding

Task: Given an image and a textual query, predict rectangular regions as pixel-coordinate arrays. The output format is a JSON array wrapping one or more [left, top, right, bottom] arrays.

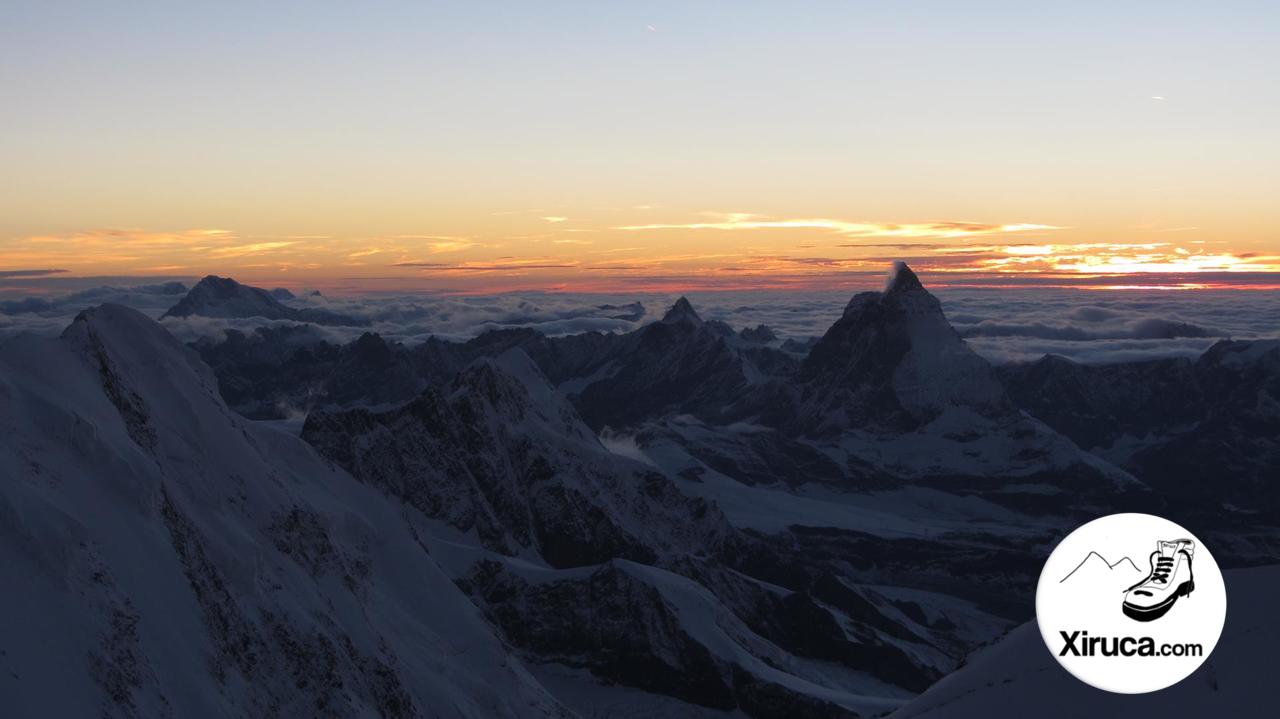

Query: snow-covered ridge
[[0, 304, 571, 717]]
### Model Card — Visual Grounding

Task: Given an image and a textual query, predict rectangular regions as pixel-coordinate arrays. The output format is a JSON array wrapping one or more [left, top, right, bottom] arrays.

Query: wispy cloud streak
[[614, 213, 1059, 239]]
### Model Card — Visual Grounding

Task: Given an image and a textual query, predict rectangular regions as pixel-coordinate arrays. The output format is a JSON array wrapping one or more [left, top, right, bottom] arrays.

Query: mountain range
[[2, 263, 1276, 717]]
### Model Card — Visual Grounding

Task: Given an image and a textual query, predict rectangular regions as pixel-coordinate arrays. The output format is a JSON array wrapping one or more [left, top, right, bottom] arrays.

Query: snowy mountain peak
[[65, 302, 183, 349], [60, 303, 226, 453], [453, 348, 560, 418], [62, 303, 204, 384], [661, 296, 704, 326], [838, 262, 937, 321], [885, 260, 925, 295], [445, 348, 606, 447]]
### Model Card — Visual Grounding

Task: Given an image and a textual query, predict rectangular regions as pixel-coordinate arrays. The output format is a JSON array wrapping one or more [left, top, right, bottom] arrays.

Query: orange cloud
[[614, 213, 1060, 239]]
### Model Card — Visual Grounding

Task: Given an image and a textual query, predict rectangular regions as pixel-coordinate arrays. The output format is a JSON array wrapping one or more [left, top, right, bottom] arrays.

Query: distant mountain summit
[[596, 301, 646, 321], [161, 275, 288, 319], [161, 275, 366, 326], [797, 261, 1011, 434], [572, 295, 761, 428], [661, 296, 704, 326]]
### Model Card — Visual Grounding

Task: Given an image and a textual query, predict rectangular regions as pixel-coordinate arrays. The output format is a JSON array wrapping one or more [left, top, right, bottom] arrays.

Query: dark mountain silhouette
[[1001, 339, 1280, 510], [162, 275, 367, 326]]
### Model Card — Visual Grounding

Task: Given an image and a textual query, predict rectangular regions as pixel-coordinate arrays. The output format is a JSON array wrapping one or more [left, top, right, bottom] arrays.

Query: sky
[[2, 1, 1278, 293]]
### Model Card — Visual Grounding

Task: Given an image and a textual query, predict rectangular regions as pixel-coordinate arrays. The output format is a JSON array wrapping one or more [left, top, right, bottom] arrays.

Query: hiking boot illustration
[[1122, 539, 1195, 622]]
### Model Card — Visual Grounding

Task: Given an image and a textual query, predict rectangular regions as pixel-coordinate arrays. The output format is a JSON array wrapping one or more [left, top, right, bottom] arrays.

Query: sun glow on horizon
[[3, 211, 1277, 295], [3, 2, 1277, 296]]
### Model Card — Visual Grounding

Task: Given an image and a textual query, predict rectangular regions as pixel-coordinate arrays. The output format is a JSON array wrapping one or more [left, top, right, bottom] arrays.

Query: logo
[[1036, 513, 1226, 693]]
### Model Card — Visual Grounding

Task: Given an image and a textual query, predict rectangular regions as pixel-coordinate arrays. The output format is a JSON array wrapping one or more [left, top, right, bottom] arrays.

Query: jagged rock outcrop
[[301, 349, 735, 567], [1001, 339, 1280, 510]]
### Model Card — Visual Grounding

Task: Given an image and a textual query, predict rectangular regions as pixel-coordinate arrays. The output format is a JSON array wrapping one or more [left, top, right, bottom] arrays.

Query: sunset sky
[[3, 1, 1278, 292]]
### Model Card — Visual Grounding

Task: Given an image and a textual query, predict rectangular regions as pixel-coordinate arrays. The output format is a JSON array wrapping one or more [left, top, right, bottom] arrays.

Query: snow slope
[[0, 304, 568, 718]]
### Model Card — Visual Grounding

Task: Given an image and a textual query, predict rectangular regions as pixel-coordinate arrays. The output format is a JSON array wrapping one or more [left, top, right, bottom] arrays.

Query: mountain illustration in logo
[[1058, 551, 1144, 584]]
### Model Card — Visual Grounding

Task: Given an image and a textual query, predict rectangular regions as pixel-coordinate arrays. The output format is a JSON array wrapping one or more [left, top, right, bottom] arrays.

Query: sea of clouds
[[2, 277, 1276, 365]]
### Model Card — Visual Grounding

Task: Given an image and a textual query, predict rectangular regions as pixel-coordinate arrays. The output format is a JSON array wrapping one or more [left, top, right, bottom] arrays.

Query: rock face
[[162, 275, 367, 326], [194, 326, 460, 419], [740, 324, 779, 343], [460, 558, 933, 718], [301, 349, 735, 568], [1001, 339, 1280, 510], [570, 298, 757, 430], [299, 347, 975, 715], [998, 354, 1203, 451], [0, 305, 570, 717]]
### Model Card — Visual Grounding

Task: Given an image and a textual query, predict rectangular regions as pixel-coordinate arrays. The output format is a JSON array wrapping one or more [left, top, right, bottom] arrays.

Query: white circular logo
[[1036, 513, 1226, 694]]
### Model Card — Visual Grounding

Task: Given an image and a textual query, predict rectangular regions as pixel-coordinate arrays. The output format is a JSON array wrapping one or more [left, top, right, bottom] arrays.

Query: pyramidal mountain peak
[[839, 262, 934, 320], [881, 261, 944, 319], [800, 260, 1014, 431], [884, 260, 925, 295], [661, 296, 704, 326]]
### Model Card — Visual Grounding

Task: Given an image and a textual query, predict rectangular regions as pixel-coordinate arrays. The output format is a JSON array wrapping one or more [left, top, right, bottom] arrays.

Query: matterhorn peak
[[661, 296, 704, 326], [884, 261, 925, 295], [799, 261, 1013, 431]]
